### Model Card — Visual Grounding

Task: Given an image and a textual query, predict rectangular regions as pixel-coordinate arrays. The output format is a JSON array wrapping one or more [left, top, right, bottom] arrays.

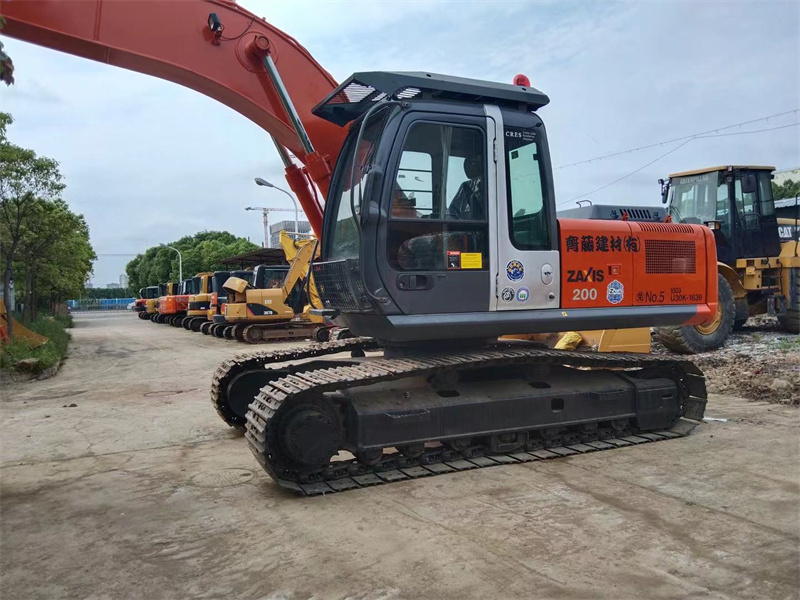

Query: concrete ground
[[1, 313, 798, 600]]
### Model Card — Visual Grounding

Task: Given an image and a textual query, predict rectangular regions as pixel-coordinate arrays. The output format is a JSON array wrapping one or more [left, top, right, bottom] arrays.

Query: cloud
[[0, 0, 797, 285]]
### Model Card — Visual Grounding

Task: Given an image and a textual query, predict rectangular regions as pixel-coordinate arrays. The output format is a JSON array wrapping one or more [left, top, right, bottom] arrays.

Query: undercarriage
[[211, 338, 706, 495]]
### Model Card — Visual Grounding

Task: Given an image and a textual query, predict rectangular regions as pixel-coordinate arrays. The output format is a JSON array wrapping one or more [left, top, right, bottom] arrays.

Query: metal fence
[[67, 298, 136, 313]]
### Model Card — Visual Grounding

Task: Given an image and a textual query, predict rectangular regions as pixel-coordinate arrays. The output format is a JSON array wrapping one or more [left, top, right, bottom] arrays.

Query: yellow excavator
[[216, 231, 330, 343]]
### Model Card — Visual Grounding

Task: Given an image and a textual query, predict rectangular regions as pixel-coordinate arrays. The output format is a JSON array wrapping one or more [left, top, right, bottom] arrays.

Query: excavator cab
[[314, 73, 715, 344], [663, 166, 781, 266]]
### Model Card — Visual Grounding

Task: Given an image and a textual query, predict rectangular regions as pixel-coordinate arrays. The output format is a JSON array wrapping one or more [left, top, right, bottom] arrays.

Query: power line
[[559, 138, 694, 206], [557, 121, 800, 206], [555, 109, 799, 170]]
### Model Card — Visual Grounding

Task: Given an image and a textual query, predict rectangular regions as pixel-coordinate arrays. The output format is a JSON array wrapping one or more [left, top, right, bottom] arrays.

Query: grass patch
[[1, 313, 72, 374]]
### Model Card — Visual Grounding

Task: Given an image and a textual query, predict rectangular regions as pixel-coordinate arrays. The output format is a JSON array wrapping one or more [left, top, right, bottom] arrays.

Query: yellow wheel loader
[[216, 232, 330, 343], [655, 166, 799, 352]]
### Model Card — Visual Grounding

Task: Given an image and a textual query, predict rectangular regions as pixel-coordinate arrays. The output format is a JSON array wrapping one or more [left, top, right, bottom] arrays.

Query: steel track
[[235, 340, 706, 496]]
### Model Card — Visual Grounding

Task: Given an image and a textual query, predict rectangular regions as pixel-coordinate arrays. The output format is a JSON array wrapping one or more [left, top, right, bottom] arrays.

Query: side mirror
[[659, 179, 670, 204], [741, 173, 757, 194]]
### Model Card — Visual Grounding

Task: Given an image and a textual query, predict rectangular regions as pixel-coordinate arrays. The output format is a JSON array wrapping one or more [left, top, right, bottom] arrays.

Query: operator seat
[[448, 156, 484, 220]]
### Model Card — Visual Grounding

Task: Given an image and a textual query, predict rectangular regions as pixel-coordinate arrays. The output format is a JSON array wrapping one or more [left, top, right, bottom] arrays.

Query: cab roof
[[313, 71, 550, 126], [669, 165, 775, 178]]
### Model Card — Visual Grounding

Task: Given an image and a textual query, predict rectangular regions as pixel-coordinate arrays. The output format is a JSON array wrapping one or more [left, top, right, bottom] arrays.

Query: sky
[[1, 0, 798, 286]]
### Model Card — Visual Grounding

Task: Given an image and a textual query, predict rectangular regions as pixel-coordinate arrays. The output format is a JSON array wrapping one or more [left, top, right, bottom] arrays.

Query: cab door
[[489, 107, 560, 311], [380, 112, 491, 315]]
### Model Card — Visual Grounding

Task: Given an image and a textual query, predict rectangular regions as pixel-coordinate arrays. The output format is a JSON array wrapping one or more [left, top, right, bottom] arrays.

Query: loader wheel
[[655, 273, 735, 354], [778, 267, 800, 334], [200, 322, 213, 335], [223, 326, 234, 340], [191, 319, 203, 333]]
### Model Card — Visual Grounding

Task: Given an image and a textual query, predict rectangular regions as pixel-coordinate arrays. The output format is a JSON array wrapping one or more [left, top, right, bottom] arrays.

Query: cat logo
[[566, 267, 605, 283]]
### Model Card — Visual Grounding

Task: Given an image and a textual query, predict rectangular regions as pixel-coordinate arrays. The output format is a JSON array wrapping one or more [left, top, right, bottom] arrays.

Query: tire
[[655, 273, 735, 354], [778, 267, 800, 334]]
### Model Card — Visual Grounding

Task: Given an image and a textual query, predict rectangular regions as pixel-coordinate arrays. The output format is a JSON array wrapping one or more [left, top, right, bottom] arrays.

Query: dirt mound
[[653, 316, 799, 405]]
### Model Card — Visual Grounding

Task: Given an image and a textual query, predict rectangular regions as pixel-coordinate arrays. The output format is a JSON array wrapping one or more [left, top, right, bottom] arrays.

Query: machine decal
[[606, 280, 625, 304], [566, 267, 605, 283], [516, 287, 529, 302], [565, 235, 640, 253], [506, 260, 524, 281], [501, 287, 515, 302]]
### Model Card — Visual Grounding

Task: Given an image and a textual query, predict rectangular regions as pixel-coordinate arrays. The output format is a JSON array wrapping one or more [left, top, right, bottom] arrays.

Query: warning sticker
[[460, 252, 482, 269], [447, 251, 461, 269]]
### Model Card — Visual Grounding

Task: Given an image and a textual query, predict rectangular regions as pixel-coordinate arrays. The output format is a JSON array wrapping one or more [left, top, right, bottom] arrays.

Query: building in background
[[269, 219, 312, 248], [106, 283, 121, 289], [119, 274, 129, 288], [85, 282, 94, 289]]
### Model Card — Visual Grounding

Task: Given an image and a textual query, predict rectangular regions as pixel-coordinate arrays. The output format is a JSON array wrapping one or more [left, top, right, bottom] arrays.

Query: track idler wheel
[[200, 322, 213, 335], [191, 319, 204, 333], [233, 324, 246, 342], [356, 448, 384, 466], [172, 315, 184, 327], [182, 317, 193, 330], [212, 324, 226, 338], [223, 326, 234, 340], [398, 443, 425, 458], [313, 326, 331, 343], [279, 402, 341, 468], [243, 325, 264, 344], [137, 312, 147, 320]]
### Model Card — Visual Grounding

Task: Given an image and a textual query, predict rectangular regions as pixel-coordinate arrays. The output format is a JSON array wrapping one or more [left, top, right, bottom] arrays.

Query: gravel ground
[[654, 316, 800, 405]]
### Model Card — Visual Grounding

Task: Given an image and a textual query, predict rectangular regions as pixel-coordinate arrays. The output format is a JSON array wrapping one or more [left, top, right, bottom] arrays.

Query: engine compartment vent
[[645, 240, 696, 274]]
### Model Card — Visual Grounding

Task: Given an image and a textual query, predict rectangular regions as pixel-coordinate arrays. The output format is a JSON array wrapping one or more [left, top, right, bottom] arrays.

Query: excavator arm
[[0, 0, 346, 236]]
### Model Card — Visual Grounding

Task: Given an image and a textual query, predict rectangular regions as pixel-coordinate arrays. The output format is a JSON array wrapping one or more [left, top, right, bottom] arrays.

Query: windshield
[[668, 171, 727, 225], [326, 108, 392, 260]]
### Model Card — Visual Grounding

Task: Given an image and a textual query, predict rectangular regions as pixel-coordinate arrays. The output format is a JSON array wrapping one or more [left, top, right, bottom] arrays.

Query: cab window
[[758, 172, 775, 216], [504, 127, 550, 250], [388, 122, 488, 271]]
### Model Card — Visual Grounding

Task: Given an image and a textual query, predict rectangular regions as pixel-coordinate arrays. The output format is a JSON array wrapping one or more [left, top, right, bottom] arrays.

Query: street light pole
[[254, 178, 300, 237], [160, 244, 182, 281]]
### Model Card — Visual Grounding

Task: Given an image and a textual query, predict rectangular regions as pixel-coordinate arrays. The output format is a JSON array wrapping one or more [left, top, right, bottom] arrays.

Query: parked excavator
[[207, 270, 253, 338], [217, 231, 329, 343], [155, 278, 198, 327], [2, 0, 717, 496], [151, 282, 178, 324], [182, 272, 214, 331], [133, 287, 150, 319], [138, 285, 162, 320]]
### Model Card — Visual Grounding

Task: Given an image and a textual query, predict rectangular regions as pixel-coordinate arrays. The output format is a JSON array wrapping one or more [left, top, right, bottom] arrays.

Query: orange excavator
[[2, 1, 717, 496]]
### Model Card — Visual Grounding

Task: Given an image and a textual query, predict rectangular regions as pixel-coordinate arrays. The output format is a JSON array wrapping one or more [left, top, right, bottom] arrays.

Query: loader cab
[[664, 166, 780, 265], [314, 72, 559, 341]]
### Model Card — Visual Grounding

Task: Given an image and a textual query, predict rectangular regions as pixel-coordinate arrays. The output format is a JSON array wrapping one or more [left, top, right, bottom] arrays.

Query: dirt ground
[[1, 313, 798, 600]]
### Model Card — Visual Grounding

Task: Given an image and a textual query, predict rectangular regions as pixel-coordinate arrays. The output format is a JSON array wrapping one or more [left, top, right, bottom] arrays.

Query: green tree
[[772, 178, 800, 201], [0, 16, 15, 86], [0, 113, 66, 337], [125, 231, 258, 290]]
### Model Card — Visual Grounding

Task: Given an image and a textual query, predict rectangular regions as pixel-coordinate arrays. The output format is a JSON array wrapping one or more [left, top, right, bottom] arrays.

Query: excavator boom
[[0, 0, 346, 235]]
